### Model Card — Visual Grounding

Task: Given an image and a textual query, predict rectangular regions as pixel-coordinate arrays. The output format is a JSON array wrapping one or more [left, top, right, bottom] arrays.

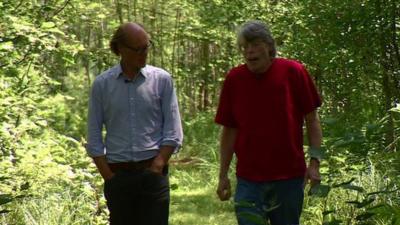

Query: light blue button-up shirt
[[86, 64, 183, 163]]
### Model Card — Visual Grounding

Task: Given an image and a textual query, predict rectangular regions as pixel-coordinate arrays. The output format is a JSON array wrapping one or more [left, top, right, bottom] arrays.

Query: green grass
[[169, 159, 236, 225]]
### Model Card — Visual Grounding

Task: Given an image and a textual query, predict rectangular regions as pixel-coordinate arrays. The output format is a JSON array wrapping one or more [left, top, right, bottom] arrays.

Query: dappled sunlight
[[0, 0, 399, 224], [170, 187, 236, 225]]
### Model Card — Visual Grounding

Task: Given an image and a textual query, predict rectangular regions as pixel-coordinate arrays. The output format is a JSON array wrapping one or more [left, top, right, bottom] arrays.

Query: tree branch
[[46, 0, 71, 21], [14, 0, 25, 11]]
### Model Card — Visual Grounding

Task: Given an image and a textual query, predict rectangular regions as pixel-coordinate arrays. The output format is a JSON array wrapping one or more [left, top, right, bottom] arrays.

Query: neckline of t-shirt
[[245, 58, 278, 79]]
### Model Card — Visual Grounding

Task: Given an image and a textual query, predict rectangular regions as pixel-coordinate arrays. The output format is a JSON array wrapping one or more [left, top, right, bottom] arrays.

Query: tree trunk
[[201, 41, 210, 111], [85, 26, 92, 91], [116, 0, 124, 24], [377, 0, 395, 150]]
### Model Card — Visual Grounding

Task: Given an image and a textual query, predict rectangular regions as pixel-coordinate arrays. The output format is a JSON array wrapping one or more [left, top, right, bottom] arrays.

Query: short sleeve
[[295, 63, 322, 115], [215, 73, 237, 127]]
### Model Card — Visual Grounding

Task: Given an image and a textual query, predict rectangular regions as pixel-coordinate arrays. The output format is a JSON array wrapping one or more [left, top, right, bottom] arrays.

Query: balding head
[[110, 22, 149, 56]]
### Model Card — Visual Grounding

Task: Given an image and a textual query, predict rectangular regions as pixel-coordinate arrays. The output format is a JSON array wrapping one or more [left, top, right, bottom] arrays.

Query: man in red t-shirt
[[215, 20, 323, 225]]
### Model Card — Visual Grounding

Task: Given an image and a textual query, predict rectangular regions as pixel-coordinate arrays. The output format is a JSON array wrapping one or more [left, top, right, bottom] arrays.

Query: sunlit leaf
[[0, 42, 14, 51], [389, 104, 400, 113], [41, 22, 56, 29], [47, 28, 65, 36]]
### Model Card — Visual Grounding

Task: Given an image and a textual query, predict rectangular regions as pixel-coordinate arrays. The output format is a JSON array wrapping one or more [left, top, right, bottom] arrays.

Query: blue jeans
[[234, 177, 304, 225]]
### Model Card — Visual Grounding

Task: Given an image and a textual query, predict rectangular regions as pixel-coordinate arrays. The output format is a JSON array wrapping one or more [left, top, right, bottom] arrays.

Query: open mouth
[[247, 57, 259, 63]]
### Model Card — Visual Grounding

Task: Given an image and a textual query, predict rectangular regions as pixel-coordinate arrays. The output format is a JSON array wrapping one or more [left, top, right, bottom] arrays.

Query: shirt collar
[[112, 64, 148, 80]]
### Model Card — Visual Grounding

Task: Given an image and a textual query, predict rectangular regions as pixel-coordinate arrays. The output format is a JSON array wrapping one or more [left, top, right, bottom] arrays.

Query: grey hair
[[237, 20, 276, 58]]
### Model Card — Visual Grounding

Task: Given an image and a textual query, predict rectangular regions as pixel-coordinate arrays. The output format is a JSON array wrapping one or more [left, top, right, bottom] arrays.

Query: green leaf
[[355, 212, 375, 220], [0, 41, 14, 51], [235, 200, 256, 208], [367, 188, 400, 196], [0, 209, 11, 214], [332, 178, 356, 187], [0, 194, 13, 205], [0, 176, 10, 182], [340, 184, 364, 192], [20, 182, 30, 191], [237, 211, 265, 225], [308, 184, 331, 197], [322, 210, 335, 216], [346, 198, 374, 208], [170, 183, 179, 190], [323, 219, 343, 225], [41, 22, 56, 29], [322, 117, 339, 125], [367, 204, 385, 210], [47, 28, 65, 36], [15, 194, 30, 199], [356, 198, 375, 208], [389, 104, 400, 113]]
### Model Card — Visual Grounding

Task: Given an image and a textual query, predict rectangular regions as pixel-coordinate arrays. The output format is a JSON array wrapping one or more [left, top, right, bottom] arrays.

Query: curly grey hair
[[237, 20, 276, 58]]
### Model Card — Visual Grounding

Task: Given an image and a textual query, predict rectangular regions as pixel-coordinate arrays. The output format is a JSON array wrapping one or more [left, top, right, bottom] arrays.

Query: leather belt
[[108, 157, 155, 173]]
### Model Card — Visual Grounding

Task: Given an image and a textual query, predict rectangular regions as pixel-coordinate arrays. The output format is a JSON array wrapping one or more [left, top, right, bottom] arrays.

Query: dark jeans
[[104, 167, 169, 225], [234, 177, 304, 225]]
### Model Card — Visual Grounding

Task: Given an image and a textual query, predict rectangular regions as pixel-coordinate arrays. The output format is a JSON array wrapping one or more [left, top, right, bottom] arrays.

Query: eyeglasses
[[122, 40, 153, 54]]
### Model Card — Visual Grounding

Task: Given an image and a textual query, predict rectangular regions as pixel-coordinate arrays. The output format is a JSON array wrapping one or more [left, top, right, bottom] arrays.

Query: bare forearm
[[219, 127, 237, 179], [305, 110, 322, 148], [305, 110, 323, 165], [304, 110, 323, 185], [153, 146, 174, 167]]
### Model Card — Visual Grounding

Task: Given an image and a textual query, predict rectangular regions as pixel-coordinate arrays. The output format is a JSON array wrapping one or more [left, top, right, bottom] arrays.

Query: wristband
[[309, 146, 323, 162]]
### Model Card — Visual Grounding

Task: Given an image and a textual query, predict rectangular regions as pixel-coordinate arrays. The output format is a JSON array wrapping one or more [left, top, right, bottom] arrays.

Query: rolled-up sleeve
[[86, 78, 106, 157], [160, 77, 183, 152]]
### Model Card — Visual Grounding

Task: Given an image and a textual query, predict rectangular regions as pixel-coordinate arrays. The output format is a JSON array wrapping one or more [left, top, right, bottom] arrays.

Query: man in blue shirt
[[86, 22, 183, 225]]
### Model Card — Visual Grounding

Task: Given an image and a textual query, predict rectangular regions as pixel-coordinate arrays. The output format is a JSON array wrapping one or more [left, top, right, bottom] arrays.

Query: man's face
[[239, 39, 272, 74], [119, 31, 151, 70]]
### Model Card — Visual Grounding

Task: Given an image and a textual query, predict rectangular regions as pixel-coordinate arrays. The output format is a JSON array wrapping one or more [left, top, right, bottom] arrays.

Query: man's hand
[[304, 159, 321, 187], [149, 146, 174, 175], [217, 176, 231, 201], [104, 172, 116, 181], [93, 155, 115, 181], [149, 157, 165, 175]]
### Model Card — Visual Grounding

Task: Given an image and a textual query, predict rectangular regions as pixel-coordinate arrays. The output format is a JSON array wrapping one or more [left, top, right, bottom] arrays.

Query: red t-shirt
[[215, 58, 322, 182]]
